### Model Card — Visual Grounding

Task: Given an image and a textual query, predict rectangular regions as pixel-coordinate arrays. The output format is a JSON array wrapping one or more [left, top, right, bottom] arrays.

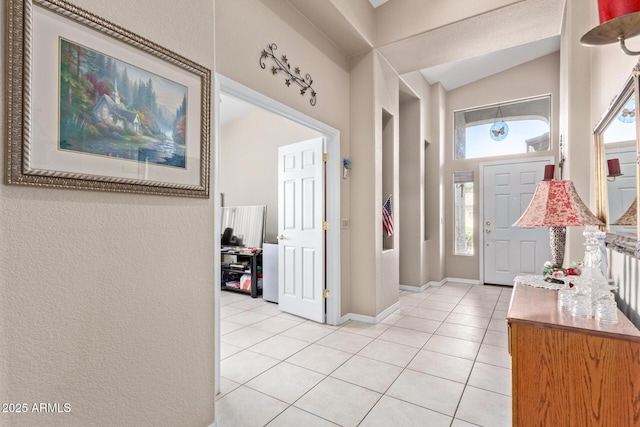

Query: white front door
[[482, 158, 551, 285], [278, 138, 325, 323]]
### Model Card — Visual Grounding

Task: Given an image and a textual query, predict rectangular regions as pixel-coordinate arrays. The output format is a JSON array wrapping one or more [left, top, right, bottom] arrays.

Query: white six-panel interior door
[[481, 158, 552, 285], [277, 137, 325, 323]]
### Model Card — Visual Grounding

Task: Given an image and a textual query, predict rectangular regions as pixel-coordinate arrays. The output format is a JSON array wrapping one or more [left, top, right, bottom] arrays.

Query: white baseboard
[[208, 422, 217, 427], [427, 279, 447, 287], [343, 301, 401, 324], [399, 283, 431, 292], [444, 277, 481, 285]]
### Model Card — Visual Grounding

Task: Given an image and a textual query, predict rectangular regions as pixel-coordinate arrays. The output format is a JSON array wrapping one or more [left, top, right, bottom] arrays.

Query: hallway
[[216, 282, 513, 426]]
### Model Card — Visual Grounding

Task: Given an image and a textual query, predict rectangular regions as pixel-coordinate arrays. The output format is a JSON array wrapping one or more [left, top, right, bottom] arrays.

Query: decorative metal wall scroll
[[260, 43, 317, 106]]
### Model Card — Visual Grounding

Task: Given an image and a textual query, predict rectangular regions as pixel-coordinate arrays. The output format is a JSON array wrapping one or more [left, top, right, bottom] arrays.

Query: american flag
[[382, 195, 394, 236]]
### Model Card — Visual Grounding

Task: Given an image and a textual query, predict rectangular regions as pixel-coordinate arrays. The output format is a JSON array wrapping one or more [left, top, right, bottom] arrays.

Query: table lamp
[[613, 196, 638, 225], [513, 180, 604, 270]]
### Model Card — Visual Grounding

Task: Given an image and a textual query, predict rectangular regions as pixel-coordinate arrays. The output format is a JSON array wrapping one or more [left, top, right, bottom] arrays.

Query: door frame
[[478, 156, 554, 285], [214, 74, 341, 393]]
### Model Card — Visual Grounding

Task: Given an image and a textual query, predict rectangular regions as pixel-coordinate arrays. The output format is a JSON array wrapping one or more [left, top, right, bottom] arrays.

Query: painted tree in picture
[[58, 38, 189, 168]]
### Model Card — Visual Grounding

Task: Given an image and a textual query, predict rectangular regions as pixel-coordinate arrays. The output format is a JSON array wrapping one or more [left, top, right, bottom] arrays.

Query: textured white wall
[[0, 0, 216, 426]]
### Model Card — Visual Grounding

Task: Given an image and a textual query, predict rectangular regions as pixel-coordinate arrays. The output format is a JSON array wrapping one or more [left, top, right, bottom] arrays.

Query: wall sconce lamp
[[343, 158, 351, 179], [607, 158, 624, 181], [581, 0, 640, 55]]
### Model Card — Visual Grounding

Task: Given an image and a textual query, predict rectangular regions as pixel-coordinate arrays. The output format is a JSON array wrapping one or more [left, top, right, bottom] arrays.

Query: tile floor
[[216, 282, 513, 427]]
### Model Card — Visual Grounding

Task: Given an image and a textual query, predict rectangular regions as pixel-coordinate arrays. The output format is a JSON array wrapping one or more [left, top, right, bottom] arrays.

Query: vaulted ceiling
[[289, 0, 566, 90]]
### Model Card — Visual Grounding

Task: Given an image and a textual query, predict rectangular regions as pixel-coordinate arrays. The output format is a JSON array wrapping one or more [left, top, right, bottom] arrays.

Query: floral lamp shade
[[513, 180, 604, 227], [613, 196, 638, 225], [513, 180, 603, 269]]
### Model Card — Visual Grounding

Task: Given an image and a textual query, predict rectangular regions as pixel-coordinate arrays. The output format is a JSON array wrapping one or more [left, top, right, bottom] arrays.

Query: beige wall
[[216, 0, 352, 315], [399, 72, 433, 288], [0, 0, 216, 426], [445, 52, 561, 280], [220, 108, 322, 242]]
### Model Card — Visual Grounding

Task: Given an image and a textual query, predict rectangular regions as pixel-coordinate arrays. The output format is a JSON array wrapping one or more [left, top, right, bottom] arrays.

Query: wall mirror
[[594, 63, 640, 258]]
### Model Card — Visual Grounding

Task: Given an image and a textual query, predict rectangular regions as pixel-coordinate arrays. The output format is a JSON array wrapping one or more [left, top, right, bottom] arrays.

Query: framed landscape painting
[[7, 0, 211, 197]]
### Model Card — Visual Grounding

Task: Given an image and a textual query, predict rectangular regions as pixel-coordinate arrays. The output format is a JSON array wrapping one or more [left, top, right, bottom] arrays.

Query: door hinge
[[323, 289, 330, 298], [322, 153, 328, 163], [322, 221, 329, 230]]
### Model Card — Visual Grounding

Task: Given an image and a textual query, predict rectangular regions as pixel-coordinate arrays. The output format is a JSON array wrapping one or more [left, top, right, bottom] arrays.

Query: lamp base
[[549, 226, 566, 270]]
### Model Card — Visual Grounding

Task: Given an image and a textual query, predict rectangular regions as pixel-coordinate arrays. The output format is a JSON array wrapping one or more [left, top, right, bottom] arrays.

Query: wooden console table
[[507, 282, 640, 426]]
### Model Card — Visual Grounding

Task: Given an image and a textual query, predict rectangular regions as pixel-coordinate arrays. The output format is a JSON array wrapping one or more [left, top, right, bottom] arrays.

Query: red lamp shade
[[581, 0, 640, 46], [607, 158, 623, 177], [513, 180, 604, 227], [599, 0, 640, 24]]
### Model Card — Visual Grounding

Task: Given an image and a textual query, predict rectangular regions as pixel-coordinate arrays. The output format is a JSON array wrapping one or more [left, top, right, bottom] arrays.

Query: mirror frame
[[593, 64, 640, 258]]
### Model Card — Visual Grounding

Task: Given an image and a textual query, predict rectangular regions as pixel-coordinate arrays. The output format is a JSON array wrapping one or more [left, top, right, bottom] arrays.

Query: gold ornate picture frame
[[7, 0, 211, 197]]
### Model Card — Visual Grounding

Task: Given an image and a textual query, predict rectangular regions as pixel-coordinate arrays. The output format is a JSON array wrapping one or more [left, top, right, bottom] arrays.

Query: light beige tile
[[281, 322, 335, 343], [458, 297, 498, 309], [221, 326, 275, 349], [379, 313, 403, 325], [407, 350, 474, 384], [435, 322, 486, 343], [254, 316, 302, 334], [295, 377, 381, 427], [220, 293, 248, 306], [468, 362, 512, 396], [452, 304, 494, 318], [316, 330, 373, 354], [220, 342, 244, 360], [418, 299, 457, 312], [216, 376, 241, 400], [359, 396, 452, 427], [445, 312, 491, 328], [358, 339, 419, 367], [220, 350, 280, 384], [451, 418, 480, 427], [220, 305, 246, 319], [476, 343, 512, 369], [331, 355, 403, 393], [393, 315, 441, 333], [492, 309, 508, 320], [394, 306, 415, 315], [455, 385, 512, 427], [406, 307, 450, 321], [246, 362, 325, 404], [377, 326, 431, 348], [286, 343, 352, 375], [267, 406, 339, 427], [386, 370, 465, 416], [338, 321, 390, 338], [401, 290, 434, 300], [215, 386, 289, 427], [488, 318, 509, 333], [224, 310, 272, 326], [399, 296, 422, 307], [483, 329, 509, 348], [228, 297, 271, 310], [248, 335, 310, 360], [427, 292, 463, 304], [251, 302, 284, 316], [220, 319, 246, 335], [438, 283, 472, 294], [423, 335, 481, 360]]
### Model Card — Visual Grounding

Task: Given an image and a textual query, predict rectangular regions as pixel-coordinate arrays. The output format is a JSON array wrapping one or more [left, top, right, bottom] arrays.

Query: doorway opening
[[214, 75, 341, 394]]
